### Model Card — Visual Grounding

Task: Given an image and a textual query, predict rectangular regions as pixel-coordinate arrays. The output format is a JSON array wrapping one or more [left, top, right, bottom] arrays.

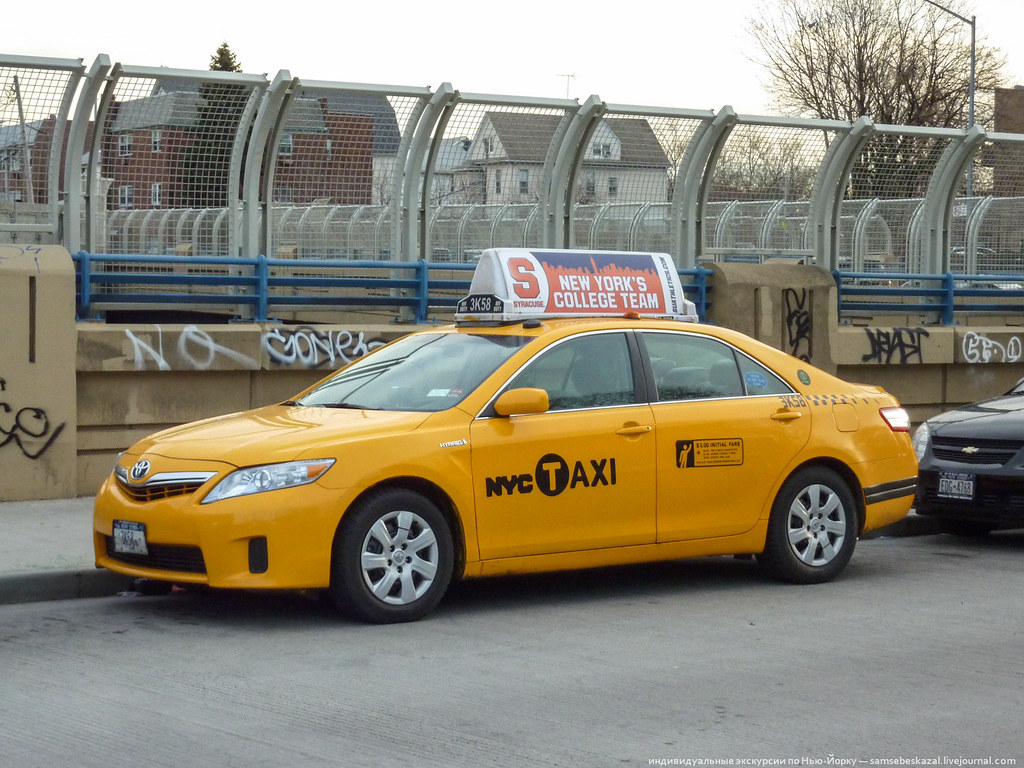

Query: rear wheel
[[330, 488, 453, 623], [759, 467, 858, 584]]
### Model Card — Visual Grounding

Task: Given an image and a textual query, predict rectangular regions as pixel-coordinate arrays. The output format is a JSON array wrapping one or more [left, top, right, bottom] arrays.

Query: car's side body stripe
[[864, 477, 918, 505]]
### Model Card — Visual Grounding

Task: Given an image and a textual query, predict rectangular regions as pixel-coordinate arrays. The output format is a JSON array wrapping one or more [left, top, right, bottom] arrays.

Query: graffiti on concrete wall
[[0, 377, 65, 460], [783, 288, 812, 362], [126, 325, 260, 371], [124, 325, 387, 370], [861, 327, 930, 364], [263, 327, 385, 368], [961, 331, 1023, 364]]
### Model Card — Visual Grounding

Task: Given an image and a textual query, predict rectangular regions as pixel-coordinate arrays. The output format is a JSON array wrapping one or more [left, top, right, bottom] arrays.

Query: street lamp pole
[[922, 0, 976, 194]]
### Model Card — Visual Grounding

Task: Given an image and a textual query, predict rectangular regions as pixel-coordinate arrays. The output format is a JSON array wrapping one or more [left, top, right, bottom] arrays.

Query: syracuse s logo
[[130, 460, 151, 482]]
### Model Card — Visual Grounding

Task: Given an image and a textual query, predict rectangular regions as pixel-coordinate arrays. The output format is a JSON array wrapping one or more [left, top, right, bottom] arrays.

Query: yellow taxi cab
[[94, 248, 918, 623]]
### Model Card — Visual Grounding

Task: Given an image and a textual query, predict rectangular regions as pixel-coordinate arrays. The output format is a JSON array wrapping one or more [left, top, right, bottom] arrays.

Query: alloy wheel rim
[[786, 483, 847, 566], [360, 510, 439, 605]]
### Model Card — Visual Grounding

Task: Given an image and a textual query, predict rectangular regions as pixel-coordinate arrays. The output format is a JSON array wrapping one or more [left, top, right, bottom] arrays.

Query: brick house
[[103, 84, 399, 209]]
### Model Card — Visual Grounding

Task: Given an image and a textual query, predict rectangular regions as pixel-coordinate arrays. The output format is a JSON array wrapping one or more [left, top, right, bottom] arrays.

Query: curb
[[0, 515, 943, 607], [0, 569, 136, 606]]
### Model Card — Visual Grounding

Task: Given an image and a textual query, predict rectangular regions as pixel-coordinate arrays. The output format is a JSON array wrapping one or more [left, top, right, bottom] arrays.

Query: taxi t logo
[[485, 452, 617, 497]]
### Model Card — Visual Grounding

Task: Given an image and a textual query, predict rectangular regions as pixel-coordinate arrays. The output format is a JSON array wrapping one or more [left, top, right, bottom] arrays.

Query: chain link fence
[[4, 53, 1024, 277]]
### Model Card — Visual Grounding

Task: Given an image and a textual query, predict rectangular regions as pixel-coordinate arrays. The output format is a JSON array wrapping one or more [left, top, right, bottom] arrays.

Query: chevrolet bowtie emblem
[[961, 446, 979, 454]]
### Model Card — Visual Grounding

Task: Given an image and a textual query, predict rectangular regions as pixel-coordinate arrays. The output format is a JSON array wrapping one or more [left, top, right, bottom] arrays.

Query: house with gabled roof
[[450, 111, 670, 206], [103, 81, 399, 209]]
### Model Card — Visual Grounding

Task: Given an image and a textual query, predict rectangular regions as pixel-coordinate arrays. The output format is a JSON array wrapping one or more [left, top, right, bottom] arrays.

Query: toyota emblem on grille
[[961, 446, 979, 455], [130, 460, 151, 482]]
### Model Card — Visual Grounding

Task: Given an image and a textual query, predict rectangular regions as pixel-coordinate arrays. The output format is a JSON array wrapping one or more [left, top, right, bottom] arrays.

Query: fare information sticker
[[456, 248, 698, 322], [676, 439, 744, 468]]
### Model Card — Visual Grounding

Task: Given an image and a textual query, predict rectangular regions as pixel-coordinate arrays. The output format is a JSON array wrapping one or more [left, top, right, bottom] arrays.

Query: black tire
[[759, 467, 858, 584], [330, 488, 454, 623]]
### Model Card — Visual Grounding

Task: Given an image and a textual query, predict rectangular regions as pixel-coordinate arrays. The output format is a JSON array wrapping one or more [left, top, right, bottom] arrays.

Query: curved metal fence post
[[243, 70, 294, 261], [547, 95, 604, 249], [673, 106, 737, 269], [809, 116, 873, 271], [921, 125, 987, 274]]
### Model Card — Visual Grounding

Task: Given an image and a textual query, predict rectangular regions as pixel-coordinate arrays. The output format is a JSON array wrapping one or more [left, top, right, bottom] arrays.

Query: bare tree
[[749, 0, 1006, 128]]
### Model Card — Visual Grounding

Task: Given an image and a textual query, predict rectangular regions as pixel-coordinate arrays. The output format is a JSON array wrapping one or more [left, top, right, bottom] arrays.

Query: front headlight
[[912, 422, 930, 462], [202, 459, 335, 504]]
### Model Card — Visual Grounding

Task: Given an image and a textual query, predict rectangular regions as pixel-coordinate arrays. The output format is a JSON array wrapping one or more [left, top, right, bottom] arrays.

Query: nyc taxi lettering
[[486, 453, 617, 498]]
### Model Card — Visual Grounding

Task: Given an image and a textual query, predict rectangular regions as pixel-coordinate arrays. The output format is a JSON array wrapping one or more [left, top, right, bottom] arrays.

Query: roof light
[[455, 248, 699, 323]]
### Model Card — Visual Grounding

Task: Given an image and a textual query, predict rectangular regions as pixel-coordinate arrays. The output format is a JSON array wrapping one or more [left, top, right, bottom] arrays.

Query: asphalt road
[[2, 531, 1022, 767]]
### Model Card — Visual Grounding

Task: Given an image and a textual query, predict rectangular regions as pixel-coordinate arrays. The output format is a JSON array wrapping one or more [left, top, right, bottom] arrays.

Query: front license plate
[[113, 520, 149, 555], [938, 472, 975, 501]]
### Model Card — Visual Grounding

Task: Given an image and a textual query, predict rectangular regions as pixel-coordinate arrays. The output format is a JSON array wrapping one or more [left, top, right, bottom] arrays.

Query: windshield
[[296, 332, 531, 412]]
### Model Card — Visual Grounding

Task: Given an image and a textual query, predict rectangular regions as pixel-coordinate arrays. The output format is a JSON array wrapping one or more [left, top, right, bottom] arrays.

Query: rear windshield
[[296, 332, 531, 412]]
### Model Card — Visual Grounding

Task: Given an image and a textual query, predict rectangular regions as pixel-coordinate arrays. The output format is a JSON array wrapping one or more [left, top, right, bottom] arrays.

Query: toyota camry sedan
[[94, 249, 918, 623]]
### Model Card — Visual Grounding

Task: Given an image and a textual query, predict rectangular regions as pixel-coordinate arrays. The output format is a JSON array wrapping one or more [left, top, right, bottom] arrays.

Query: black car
[[914, 378, 1024, 535]]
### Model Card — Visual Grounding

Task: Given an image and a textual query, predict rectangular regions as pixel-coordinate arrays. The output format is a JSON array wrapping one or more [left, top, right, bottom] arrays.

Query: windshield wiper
[[319, 402, 383, 411]]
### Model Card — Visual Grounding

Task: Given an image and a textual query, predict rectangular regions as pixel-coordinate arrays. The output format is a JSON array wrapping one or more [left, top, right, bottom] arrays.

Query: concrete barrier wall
[[5, 248, 1024, 500], [74, 322, 408, 495], [1, 245, 77, 501]]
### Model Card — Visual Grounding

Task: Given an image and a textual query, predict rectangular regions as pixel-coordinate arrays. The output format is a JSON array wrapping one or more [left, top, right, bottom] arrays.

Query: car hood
[[927, 393, 1024, 439], [132, 405, 432, 465]]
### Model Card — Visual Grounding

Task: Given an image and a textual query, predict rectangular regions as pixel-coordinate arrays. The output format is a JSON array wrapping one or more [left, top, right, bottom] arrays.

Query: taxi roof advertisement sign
[[457, 248, 698, 323]]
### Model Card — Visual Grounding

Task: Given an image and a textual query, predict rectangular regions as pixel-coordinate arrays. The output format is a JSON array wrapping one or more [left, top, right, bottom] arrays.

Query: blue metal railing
[[833, 271, 1024, 324], [73, 252, 713, 323]]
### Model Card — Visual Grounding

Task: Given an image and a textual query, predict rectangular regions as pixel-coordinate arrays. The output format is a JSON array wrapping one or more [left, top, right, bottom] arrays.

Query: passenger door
[[640, 330, 812, 541], [470, 331, 657, 559]]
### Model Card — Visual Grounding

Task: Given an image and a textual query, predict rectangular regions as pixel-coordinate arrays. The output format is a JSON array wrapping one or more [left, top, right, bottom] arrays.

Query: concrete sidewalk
[[0, 495, 943, 607], [0, 496, 134, 605]]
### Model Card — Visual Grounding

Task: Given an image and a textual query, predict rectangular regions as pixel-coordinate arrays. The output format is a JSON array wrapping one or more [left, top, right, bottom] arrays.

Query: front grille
[[931, 437, 1024, 466], [105, 536, 207, 574], [117, 478, 208, 502]]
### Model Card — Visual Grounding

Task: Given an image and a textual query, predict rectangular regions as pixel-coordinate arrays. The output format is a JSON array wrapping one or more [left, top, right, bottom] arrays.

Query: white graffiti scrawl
[[125, 325, 259, 371], [962, 331, 1023, 364], [263, 327, 385, 368]]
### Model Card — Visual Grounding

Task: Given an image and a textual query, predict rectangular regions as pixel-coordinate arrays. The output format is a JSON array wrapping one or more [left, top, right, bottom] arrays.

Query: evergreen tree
[[209, 42, 241, 73]]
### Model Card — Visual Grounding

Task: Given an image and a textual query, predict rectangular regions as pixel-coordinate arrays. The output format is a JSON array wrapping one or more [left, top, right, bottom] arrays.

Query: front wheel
[[330, 488, 454, 623], [759, 467, 858, 584]]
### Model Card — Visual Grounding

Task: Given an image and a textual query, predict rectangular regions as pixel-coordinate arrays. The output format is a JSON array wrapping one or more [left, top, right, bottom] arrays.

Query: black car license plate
[[938, 472, 975, 501]]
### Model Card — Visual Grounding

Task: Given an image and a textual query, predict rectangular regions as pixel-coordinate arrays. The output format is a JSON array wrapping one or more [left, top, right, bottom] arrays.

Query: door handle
[[770, 409, 803, 422], [615, 424, 653, 436]]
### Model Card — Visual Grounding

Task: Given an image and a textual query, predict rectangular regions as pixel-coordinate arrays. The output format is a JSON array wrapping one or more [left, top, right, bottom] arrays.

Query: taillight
[[879, 407, 910, 432]]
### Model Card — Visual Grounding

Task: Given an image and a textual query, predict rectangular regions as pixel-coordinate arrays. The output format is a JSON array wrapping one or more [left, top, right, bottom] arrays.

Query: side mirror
[[493, 387, 549, 417]]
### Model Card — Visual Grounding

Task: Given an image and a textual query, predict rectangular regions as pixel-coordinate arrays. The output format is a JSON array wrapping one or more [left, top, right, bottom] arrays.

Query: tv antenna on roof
[[558, 73, 576, 99]]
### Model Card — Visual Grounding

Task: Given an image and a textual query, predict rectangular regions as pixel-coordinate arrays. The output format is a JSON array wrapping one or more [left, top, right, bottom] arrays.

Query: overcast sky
[[7, 0, 1024, 117]]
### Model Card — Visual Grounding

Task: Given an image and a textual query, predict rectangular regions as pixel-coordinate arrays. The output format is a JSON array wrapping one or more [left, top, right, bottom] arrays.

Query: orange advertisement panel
[[457, 249, 697, 322]]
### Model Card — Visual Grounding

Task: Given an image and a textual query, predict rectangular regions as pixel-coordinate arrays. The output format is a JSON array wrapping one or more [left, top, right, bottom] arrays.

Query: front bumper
[[93, 471, 354, 590], [915, 469, 1024, 525]]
